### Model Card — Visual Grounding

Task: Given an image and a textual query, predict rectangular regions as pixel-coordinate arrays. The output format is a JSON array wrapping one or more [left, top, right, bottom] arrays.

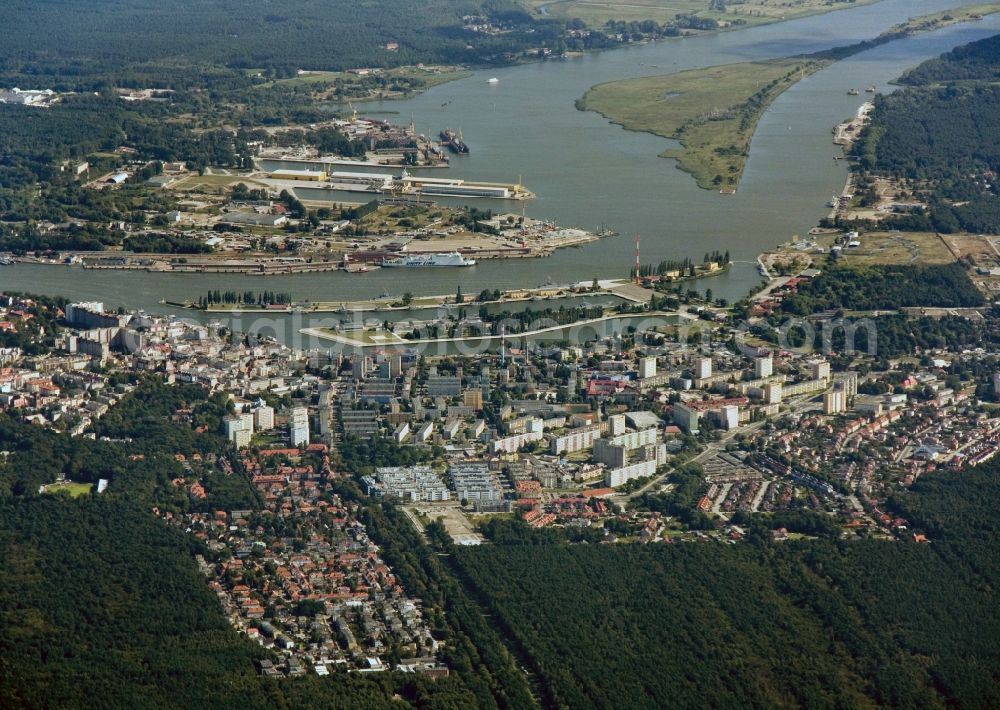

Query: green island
[[581, 57, 821, 190], [579, 2, 1000, 191]]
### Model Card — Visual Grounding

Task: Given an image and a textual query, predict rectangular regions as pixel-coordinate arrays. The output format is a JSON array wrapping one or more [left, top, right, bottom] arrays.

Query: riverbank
[[175, 274, 708, 314], [302, 309, 689, 349], [180, 283, 607, 313], [578, 2, 1000, 191], [528, 0, 883, 34], [263, 65, 472, 104]]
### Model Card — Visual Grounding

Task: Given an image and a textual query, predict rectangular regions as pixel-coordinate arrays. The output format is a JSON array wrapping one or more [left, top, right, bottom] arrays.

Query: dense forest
[[0, 0, 561, 87], [779, 263, 984, 314], [854, 86, 1000, 184], [450, 461, 1000, 709], [899, 33, 1000, 85], [851, 34, 1000, 233]]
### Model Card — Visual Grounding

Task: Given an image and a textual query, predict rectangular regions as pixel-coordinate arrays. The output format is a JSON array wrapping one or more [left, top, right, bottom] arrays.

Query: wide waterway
[[4, 0, 1000, 339]]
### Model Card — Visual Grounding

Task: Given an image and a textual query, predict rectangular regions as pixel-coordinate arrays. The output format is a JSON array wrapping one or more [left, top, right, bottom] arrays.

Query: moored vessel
[[382, 252, 476, 267]]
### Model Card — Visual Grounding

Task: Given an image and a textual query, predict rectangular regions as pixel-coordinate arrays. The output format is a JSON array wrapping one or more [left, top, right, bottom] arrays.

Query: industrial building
[[270, 169, 328, 181]]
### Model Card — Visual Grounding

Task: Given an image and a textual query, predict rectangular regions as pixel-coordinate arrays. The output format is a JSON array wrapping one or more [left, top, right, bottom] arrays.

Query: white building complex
[[363, 466, 450, 502]]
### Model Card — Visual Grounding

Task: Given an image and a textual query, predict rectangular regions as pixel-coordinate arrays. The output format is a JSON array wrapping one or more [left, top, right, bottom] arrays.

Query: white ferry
[[382, 252, 476, 268]]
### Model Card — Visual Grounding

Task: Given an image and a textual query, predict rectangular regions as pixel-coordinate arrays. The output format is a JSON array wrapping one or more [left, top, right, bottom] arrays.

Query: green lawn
[[41, 481, 94, 498]]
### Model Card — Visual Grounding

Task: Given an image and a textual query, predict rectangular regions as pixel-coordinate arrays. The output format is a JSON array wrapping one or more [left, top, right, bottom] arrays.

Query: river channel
[[3, 0, 1000, 342]]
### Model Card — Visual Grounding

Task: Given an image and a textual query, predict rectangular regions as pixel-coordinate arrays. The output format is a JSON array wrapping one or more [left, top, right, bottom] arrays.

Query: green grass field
[[41, 481, 94, 498], [839, 232, 955, 266], [581, 58, 825, 190]]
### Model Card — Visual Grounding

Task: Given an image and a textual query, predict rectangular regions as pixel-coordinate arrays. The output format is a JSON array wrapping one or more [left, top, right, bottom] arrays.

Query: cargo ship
[[382, 252, 476, 268], [440, 128, 469, 154]]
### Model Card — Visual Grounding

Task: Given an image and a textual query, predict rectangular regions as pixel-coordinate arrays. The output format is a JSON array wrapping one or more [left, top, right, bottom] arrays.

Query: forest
[[851, 34, 1000, 233], [337, 435, 438, 477], [0, 93, 255, 226], [854, 86, 1000, 183], [899, 33, 1000, 85], [0, 0, 563, 88], [778, 263, 984, 314], [449, 460, 1000, 709]]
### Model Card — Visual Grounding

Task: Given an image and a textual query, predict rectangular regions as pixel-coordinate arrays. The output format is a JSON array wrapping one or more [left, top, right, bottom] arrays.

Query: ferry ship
[[382, 252, 476, 268]]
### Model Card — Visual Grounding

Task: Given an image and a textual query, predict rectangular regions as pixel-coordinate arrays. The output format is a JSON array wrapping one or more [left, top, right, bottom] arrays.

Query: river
[[3, 0, 999, 339]]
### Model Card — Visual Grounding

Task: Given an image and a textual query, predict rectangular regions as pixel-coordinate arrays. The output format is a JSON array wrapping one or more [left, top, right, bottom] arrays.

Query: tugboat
[[439, 128, 469, 154]]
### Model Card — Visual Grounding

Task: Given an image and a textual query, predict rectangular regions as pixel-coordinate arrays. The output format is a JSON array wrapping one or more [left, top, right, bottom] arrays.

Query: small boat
[[865, 85, 876, 93], [847, 88, 860, 96], [487, 77, 499, 84]]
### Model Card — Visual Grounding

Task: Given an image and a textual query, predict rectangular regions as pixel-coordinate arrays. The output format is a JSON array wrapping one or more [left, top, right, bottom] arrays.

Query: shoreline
[[167, 263, 733, 314], [577, 3, 1000, 192], [301, 310, 689, 349]]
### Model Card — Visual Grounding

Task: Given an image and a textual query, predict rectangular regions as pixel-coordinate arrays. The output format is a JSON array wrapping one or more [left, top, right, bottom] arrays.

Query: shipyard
[[261, 167, 533, 200], [5, 204, 611, 275]]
